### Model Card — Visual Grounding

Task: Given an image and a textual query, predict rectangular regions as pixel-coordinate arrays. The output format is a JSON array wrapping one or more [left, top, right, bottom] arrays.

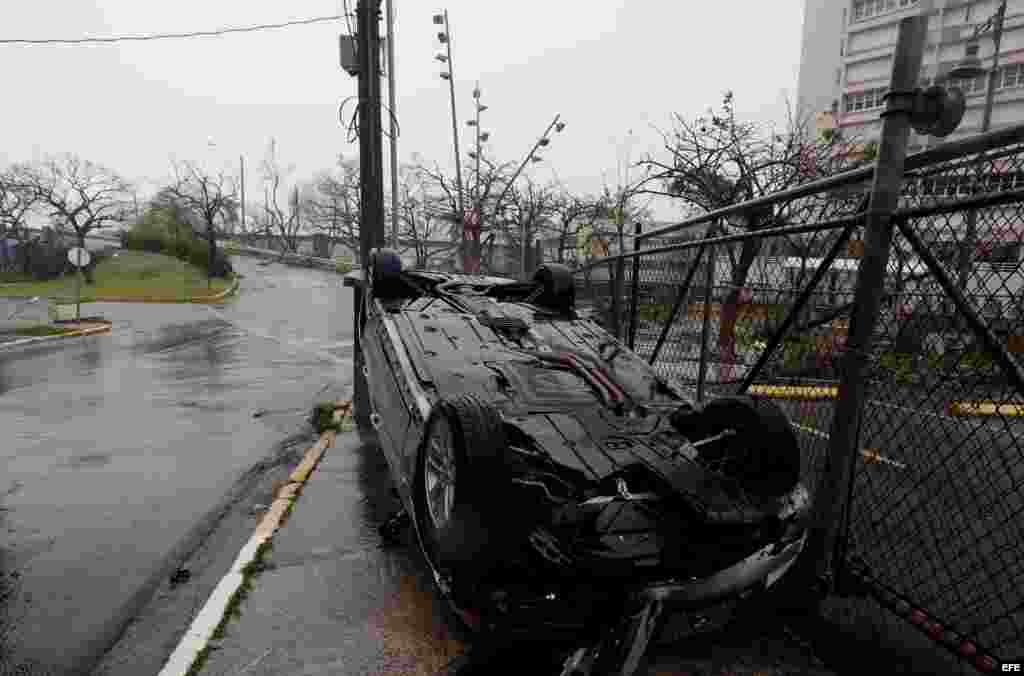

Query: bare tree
[[393, 165, 458, 269], [307, 157, 361, 259], [418, 156, 516, 273], [162, 161, 238, 286], [12, 154, 133, 248], [0, 170, 36, 241], [636, 92, 875, 379], [547, 191, 600, 265], [260, 139, 302, 254], [504, 176, 558, 276]]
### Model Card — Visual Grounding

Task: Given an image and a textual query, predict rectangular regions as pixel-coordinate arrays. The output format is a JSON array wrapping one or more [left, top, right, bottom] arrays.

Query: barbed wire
[[0, 15, 344, 45]]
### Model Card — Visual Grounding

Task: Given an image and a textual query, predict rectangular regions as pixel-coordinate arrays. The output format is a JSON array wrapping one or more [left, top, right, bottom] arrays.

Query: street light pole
[[437, 11, 465, 259], [952, 0, 1006, 293], [385, 0, 400, 249], [484, 113, 564, 278]]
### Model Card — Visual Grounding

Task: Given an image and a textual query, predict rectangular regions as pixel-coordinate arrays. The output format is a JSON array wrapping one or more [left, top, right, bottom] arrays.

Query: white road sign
[[68, 247, 91, 268]]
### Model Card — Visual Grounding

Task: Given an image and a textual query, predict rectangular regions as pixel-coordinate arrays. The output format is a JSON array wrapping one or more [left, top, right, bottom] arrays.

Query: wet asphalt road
[[0, 257, 355, 675]]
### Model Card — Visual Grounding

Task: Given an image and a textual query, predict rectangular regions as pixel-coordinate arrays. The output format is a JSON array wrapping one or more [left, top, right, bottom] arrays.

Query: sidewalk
[[180, 427, 838, 676]]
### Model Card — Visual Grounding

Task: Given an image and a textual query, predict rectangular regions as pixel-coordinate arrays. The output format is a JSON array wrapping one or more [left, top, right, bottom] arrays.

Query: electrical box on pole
[[340, 35, 359, 77]]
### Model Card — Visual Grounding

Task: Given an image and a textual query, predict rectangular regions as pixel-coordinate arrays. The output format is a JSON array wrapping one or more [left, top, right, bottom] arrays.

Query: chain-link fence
[[574, 125, 1024, 673]]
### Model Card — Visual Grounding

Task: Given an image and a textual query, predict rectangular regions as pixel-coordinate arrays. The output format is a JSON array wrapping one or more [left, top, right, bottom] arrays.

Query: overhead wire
[[0, 14, 344, 45]]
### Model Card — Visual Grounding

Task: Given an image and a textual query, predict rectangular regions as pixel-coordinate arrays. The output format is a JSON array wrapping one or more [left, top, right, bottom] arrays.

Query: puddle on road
[[60, 453, 112, 470]]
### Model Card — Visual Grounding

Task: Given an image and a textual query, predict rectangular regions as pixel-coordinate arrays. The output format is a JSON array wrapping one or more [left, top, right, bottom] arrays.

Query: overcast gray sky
[[1, 0, 806, 221]]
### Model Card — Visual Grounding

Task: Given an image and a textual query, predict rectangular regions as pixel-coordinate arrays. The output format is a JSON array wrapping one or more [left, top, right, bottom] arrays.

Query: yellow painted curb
[[749, 384, 838, 400], [289, 434, 333, 484], [58, 323, 112, 338], [949, 401, 1024, 417]]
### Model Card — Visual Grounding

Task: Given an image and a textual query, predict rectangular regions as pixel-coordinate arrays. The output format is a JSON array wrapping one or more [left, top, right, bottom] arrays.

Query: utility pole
[[385, 0, 399, 249], [354, 0, 385, 425], [357, 0, 386, 266], [239, 155, 245, 236]]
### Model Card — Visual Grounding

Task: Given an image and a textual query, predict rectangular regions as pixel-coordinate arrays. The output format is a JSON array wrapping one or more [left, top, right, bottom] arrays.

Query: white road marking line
[[157, 402, 351, 676]]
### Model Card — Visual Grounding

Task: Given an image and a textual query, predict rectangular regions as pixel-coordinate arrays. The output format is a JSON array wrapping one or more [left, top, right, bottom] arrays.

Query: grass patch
[[0, 250, 230, 301], [0, 271, 34, 284], [310, 402, 343, 434], [5, 324, 67, 337]]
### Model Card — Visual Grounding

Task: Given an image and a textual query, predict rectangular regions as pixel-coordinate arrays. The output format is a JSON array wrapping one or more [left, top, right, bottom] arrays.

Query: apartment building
[[798, 0, 1024, 150]]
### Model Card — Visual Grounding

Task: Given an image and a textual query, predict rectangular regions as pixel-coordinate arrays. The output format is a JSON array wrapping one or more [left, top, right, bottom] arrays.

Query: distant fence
[[575, 123, 1024, 673]]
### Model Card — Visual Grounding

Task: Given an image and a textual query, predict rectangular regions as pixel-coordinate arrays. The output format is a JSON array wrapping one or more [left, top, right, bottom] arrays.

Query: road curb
[[157, 399, 353, 676], [84, 277, 241, 304], [0, 321, 112, 351], [749, 384, 839, 400]]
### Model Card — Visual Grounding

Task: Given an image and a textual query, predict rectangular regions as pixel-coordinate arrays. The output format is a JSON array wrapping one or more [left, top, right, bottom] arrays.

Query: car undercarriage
[[348, 252, 813, 675]]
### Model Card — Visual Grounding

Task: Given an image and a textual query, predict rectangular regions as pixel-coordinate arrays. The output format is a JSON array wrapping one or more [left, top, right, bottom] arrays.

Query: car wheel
[[533, 263, 575, 311], [689, 395, 800, 499], [414, 394, 509, 583]]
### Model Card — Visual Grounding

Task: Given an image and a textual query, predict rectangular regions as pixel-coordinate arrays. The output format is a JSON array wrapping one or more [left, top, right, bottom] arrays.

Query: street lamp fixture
[[949, 41, 986, 80], [531, 155, 544, 163], [477, 104, 489, 113], [440, 72, 451, 80], [480, 132, 491, 142], [555, 121, 566, 132], [472, 87, 481, 99], [433, 14, 445, 24], [466, 119, 477, 127], [435, 53, 448, 63], [538, 137, 550, 147], [437, 32, 449, 43]]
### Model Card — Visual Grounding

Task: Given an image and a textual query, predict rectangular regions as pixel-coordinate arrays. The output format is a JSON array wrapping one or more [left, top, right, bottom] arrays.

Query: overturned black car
[[345, 250, 812, 675]]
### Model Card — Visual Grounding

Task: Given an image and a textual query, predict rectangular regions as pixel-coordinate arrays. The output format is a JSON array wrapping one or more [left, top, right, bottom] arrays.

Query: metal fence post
[[802, 15, 927, 595], [628, 221, 643, 350], [696, 239, 717, 403]]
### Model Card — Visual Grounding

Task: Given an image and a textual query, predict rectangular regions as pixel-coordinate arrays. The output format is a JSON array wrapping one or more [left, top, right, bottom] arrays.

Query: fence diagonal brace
[[648, 244, 707, 366], [897, 219, 1024, 397], [738, 223, 857, 394]]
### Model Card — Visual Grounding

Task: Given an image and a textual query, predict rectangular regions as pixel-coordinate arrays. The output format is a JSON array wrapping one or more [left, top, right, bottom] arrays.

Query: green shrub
[[879, 352, 916, 383], [335, 258, 354, 274], [310, 402, 341, 433]]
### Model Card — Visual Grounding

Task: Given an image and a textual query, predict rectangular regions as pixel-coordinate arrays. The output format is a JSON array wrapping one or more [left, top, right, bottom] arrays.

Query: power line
[[0, 14, 344, 45]]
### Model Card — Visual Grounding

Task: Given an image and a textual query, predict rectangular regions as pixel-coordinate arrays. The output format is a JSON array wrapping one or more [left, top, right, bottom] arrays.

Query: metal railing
[[574, 122, 1024, 673]]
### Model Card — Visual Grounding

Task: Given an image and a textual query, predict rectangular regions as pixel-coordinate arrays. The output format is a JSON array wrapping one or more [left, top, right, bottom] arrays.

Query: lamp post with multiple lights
[[433, 11, 465, 260], [464, 82, 490, 272]]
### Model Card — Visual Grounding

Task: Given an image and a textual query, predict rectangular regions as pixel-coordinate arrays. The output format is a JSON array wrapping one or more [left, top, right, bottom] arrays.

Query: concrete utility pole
[[354, 0, 386, 424], [357, 0, 386, 267], [385, 0, 400, 249]]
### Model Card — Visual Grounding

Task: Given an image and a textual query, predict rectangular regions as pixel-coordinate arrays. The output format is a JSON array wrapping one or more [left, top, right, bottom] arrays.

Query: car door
[[361, 303, 415, 493]]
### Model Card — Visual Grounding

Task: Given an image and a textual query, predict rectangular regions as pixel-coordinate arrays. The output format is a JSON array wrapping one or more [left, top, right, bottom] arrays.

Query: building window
[[852, 0, 918, 23], [996, 63, 1024, 91], [844, 86, 888, 113], [949, 74, 987, 95]]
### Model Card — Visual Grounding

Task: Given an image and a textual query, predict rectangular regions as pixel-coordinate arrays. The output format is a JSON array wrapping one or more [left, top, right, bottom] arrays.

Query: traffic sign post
[[68, 247, 91, 322]]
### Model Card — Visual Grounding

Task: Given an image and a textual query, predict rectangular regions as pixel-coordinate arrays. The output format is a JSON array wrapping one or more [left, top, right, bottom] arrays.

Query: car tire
[[414, 394, 510, 584], [688, 395, 800, 499], [533, 263, 575, 312]]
